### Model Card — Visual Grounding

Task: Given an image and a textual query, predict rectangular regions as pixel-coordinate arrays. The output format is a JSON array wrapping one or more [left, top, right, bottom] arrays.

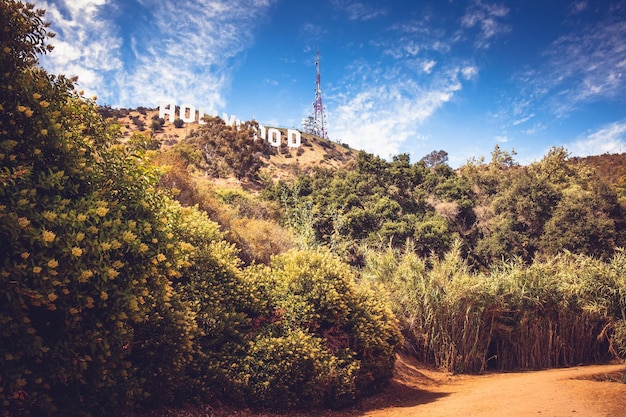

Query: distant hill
[[572, 153, 626, 186], [100, 106, 358, 186]]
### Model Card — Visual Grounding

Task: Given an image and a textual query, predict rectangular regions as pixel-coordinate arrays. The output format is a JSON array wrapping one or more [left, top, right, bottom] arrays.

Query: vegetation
[[0, 2, 401, 415], [363, 243, 626, 373], [2, 1, 626, 416]]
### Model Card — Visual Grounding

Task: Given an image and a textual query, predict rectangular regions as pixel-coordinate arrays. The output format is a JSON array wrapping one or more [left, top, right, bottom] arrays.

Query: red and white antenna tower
[[302, 49, 328, 139]]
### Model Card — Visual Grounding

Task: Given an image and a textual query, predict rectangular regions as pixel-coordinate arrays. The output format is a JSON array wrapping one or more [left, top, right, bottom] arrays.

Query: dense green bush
[[238, 249, 403, 409]]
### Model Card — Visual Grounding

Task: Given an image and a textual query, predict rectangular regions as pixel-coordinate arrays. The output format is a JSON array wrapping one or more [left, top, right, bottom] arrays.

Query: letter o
[[268, 128, 281, 147]]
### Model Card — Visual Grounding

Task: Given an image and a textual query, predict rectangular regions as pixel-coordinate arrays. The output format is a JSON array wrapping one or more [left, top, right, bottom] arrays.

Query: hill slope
[[102, 106, 358, 184]]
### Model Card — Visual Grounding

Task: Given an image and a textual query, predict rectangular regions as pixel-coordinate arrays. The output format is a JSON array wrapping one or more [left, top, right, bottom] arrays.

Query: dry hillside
[[102, 106, 358, 184]]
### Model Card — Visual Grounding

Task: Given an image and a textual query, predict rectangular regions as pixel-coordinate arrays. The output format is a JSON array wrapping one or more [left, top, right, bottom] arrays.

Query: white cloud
[[35, 0, 274, 108], [330, 0, 387, 21], [571, 121, 626, 156], [569, 1, 588, 15], [422, 59, 437, 74], [518, 12, 626, 117], [35, 0, 122, 99], [460, 1, 511, 48], [329, 67, 469, 158], [461, 65, 478, 80]]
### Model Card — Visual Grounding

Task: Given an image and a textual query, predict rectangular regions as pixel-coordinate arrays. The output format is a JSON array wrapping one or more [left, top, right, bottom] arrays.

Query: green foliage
[[236, 249, 403, 409], [184, 118, 269, 181], [364, 244, 626, 373], [0, 3, 199, 414]]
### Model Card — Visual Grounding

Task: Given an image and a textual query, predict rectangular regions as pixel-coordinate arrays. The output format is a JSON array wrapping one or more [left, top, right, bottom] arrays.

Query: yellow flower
[[47, 293, 58, 302], [95, 206, 109, 217], [80, 270, 93, 282], [100, 242, 112, 251], [71, 247, 83, 257], [76, 213, 87, 222], [122, 230, 137, 243], [16, 105, 26, 113], [107, 268, 119, 279], [47, 259, 59, 269], [42, 230, 56, 242], [85, 297, 94, 308], [112, 260, 124, 269], [76, 232, 85, 242], [100, 291, 108, 301], [110, 239, 121, 249], [32, 93, 42, 100], [138, 243, 148, 253], [167, 232, 174, 239], [40, 129, 47, 136], [20, 252, 30, 259], [3, 47, 10, 54], [42, 211, 57, 222], [33, 266, 42, 274], [156, 253, 166, 262], [18, 217, 30, 228], [39, 100, 50, 108], [25, 109, 33, 117]]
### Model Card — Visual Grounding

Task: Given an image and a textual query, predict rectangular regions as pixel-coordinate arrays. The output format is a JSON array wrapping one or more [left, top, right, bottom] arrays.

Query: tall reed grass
[[363, 243, 626, 373]]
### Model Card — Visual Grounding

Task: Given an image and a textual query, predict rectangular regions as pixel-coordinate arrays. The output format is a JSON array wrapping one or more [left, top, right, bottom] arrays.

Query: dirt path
[[350, 356, 626, 417]]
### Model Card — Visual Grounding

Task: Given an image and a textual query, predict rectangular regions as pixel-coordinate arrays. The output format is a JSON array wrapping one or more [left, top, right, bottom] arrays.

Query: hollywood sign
[[159, 103, 301, 148]]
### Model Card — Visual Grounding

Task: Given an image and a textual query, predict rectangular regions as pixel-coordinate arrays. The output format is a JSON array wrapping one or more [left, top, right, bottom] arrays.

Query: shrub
[[0, 3, 198, 414], [238, 249, 403, 409]]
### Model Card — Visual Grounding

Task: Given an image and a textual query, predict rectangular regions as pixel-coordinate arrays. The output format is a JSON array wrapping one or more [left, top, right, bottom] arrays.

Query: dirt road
[[352, 356, 626, 417]]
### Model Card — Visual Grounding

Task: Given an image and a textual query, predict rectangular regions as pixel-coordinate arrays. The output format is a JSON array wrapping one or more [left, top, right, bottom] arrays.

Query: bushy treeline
[[264, 146, 626, 268], [0, 3, 401, 416]]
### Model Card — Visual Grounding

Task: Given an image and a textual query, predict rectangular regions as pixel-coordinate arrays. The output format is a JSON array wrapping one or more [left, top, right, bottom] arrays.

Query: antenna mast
[[302, 49, 328, 139]]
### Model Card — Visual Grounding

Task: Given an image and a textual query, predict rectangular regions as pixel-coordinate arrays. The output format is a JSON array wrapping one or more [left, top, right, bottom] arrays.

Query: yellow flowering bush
[[0, 2, 199, 415]]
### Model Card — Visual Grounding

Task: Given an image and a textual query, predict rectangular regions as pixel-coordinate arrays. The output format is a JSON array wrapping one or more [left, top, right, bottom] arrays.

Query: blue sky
[[33, 0, 626, 167]]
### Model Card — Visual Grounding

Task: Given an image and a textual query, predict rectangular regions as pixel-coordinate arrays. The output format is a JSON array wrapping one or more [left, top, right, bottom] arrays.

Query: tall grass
[[363, 244, 626, 373]]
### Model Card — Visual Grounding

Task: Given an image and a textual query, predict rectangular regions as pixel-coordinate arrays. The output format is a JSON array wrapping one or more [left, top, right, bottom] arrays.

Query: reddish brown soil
[[145, 355, 626, 417]]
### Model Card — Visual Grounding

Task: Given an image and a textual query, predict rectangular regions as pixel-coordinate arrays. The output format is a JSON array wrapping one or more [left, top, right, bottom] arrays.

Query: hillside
[[572, 153, 626, 186], [100, 106, 358, 185], [103, 106, 626, 190]]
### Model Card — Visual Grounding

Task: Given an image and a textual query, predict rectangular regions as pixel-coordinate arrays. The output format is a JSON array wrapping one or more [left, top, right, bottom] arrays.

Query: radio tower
[[302, 49, 328, 139]]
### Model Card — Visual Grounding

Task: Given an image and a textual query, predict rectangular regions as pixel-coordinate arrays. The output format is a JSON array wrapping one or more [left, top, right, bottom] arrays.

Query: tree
[[420, 149, 448, 168]]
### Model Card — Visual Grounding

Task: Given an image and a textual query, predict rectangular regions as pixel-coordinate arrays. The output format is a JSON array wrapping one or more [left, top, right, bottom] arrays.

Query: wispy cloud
[[571, 121, 626, 156], [516, 8, 626, 118], [330, 0, 387, 21], [35, 0, 123, 99], [460, 1, 510, 48], [35, 0, 274, 108], [328, 65, 475, 157]]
